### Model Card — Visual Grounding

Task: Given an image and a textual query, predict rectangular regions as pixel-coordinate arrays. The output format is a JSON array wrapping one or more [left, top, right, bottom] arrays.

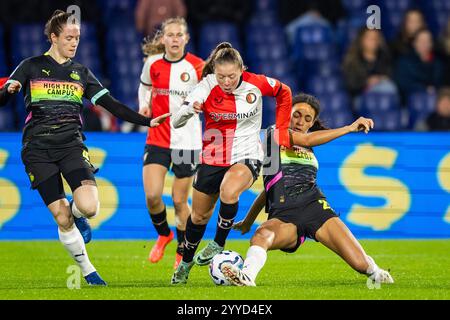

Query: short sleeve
[[7, 59, 30, 88], [184, 75, 213, 105], [249, 73, 282, 97], [140, 58, 152, 86], [84, 68, 109, 105]]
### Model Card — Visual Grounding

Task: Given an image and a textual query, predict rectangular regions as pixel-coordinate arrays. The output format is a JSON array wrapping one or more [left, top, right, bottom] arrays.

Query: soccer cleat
[[194, 241, 224, 266], [370, 269, 394, 284], [221, 263, 256, 287], [171, 261, 193, 285], [84, 271, 107, 286], [71, 200, 92, 244], [173, 252, 183, 270], [148, 231, 174, 263]]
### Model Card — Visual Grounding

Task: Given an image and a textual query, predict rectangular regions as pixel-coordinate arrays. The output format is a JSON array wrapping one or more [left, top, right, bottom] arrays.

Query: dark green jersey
[[263, 125, 325, 213], [7, 53, 109, 149]]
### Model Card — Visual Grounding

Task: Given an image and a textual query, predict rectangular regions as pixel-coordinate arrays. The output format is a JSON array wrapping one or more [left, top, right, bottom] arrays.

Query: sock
[[183, 216, 207, 263], [58, 227, 96, 277], [214, 201, 239, 247], [176, 228, 185, 255], [365, 255, 380, 276], [150, 207, 171, 236], [242, 245, 267, 282]]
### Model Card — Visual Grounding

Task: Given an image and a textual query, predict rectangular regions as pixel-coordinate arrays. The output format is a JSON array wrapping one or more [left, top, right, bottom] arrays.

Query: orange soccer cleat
[[173, 252, 183, 270], [148, 231, 174, 263]]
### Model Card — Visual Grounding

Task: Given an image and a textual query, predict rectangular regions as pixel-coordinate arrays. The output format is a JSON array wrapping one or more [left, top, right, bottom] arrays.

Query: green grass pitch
[[0, 240, 449, 300]]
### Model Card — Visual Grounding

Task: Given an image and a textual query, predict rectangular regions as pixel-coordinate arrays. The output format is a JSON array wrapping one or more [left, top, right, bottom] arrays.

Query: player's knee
[[219, 188, 239, 204], [251, 227, 275, 247], [146, 193, 163, 209], [172, 195, 187, 212], [78, 201, 100, 219], [55, 214, 73, 231], [191, 211, 209, 225]]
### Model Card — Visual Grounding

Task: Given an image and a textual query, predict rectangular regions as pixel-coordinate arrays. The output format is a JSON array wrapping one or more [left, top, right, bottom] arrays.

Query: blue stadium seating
[[198, 22, 241, 59], [306, 75, 344, 96], [357, 92, 404, 130], [317, 92, 354, 128], [252, 0, 278, 14], [11, 24, 48, 66], [0, 25, 6, 76], [341, 0, 370, 16], [407, 91, 437, 129]]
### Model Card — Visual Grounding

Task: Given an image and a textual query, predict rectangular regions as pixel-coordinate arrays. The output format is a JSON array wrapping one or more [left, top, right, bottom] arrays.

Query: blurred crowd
[[0, 0, 449, 132]]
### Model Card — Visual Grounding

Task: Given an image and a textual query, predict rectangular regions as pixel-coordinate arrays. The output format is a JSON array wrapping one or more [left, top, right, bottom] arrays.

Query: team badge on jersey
[[70, 71, 80, 81], [246, 93, 257, 104], [266, 77, 277, 88], [214, 96, 223, 105], [180, 72, 190, 82]]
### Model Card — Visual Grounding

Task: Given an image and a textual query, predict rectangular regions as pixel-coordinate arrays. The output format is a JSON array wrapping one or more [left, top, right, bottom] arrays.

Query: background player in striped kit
[[0, 10, 169, 286], [170, 42, 293, 284], [138, 18, 204, 269], [221, 93, 394, 286]]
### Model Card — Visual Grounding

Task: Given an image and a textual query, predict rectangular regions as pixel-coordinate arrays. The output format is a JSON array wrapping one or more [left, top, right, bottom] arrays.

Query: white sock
[[58, 227, 96, 277], [365, 255, 380, 276], [242, 245, 267, 282]]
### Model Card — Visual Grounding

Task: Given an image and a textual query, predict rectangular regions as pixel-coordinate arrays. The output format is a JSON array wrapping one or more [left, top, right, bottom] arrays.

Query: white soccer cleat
[[370, 269, 394, 284], [221, 263, 256, 287]]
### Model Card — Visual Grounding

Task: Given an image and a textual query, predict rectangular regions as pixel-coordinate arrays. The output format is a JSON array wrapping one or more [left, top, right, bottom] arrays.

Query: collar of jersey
[[44, 52, 72, 67], [163, 52, 187, 64]]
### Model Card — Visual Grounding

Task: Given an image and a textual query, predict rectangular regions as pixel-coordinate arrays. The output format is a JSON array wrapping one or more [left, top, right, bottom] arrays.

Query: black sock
[[183, 216, 206, 263], [149, 207, 171, 236], [176, 228, 185, 255], [214, 201, 239, 247]]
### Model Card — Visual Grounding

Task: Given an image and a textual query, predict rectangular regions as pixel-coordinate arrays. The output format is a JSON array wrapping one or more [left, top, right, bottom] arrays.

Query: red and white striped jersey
[[140, 52, 204, 150], [174, 71, 292, 166]]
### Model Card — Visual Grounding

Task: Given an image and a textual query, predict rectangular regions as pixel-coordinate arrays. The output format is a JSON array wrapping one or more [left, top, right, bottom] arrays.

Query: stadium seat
[[407, 91, 437, 129], [305, 75, 344, 96], [11, 24, 47, 66], [341, 0, 370, 16], [0, 25, 6, 76], [317, 92, 354, 128], [357, 92, 404, 130], [198, 22, 241, 58], [252, 0, 278, 14]]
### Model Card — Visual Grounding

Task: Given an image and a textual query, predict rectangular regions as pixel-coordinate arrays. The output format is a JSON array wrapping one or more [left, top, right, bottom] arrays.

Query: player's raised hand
[[233, 220, 251, 235], [192, 101, 203, 114], [7, 80, 21, 94], [348, 117, 374, 134], [150, 113, 171, 127]]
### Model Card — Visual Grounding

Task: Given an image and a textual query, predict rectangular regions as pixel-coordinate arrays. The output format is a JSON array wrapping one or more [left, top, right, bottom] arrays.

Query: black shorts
[[143, 145, 199, 179], [21, 145, 98, 190], [193, 159, 262, 195], [269, 199, 339, 253]]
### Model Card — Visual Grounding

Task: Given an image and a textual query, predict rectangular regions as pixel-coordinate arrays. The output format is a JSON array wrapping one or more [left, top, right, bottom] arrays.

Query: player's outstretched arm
[[0, 80, 22, 106], [172, 101, 202, 128], [233, 191, 266, 235], [96, 93, 169, 127], [290, 117, 375, 147]]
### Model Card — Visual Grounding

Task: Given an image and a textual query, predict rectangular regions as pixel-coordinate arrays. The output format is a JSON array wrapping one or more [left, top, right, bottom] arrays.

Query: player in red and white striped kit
[[138, 18, 204, 269], [171, 42, 292, 284]]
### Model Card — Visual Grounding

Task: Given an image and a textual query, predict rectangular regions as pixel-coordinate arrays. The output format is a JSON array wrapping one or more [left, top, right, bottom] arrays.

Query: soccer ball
[[209, 250, 244, 286]]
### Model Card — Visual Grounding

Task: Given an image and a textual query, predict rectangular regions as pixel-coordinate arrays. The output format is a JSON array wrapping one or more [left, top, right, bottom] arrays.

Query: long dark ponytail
[[201, 42, 245, 78], [292, 93, 329, 132]]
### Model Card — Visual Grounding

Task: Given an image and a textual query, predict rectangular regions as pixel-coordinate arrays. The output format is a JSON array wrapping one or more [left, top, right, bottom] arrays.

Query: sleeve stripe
[[140, 80, 152, 86], [91, 88, 109, 105], [275, 83, 283, 97]]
